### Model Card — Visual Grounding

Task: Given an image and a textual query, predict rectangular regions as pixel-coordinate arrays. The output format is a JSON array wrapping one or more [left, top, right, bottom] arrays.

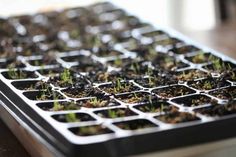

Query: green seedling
[[7, 66, 17, 79], [164, 57, 174, 68], [148, 95, 156, 112], [66, 102, 79, 110], [133, 92, 138, 99], [66, 113, 78, 122], [7, 66, 26, 79], [202, 81, 212, 90], [88, 97, 109, 108], [209, 55, 226, 71], [60, 69, 73, 84], [113, 78, 131, 92], [70, 29, 80, 39], [145, 67, 153, 76], [192, 52, 206, 63], [37, 90, 47, 100], [230, 71, 236, 80], [34, 60, 40, 66], [178, 71, 192, 81], [160, 103, 165, 113], [114, 57, 122, 67], [108, 109, 117, 118], [227, 63, 232, 70], [164, 56, 173, 63], [113, 78, 127, 93], [90, 97, 100, 107], [92, 35, 102, 48], [116, 78, 122, 91], [39, 64, 45, 75], [147, 47, 157, 59], [148, 76, 155, 86], [130, 62, 140, 74], [36, 85, 52, 100], [212, 59, 224, 71], [79, 126, 98, 135], [53, 101, 64, 111], [179, 88, 185, 96], [128, 92, 143, 103]]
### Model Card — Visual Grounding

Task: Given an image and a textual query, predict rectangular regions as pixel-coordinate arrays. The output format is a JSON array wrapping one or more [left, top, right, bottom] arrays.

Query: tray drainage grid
[[1, 2, 236, 157]]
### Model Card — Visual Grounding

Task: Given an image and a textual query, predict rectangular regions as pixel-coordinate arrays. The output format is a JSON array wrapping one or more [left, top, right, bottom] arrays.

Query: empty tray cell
[[12, 80, 49, 90], [77, 97, 119, 108], [71, 61, 106, 73], [174, 69, 209, 82], [0, 59, 25, 69], [27, 56, 58, 67], [185, 52, 213, 64], [87, 70, 125, 83], [134, 100, 171, 113], [114, 119, 157, 130], [2, 70, 38, 80], [109, 31, 131, 43], [15, 15, 50, 37], [52, 112, 95, 123], [94, 107, 137, 119], [121, 61, 151, 79], [169, 45, 200, 55], [47, 69, 87, 88], [118, 15, 144, 30], [194, 101, 236, 117], [82, 35, 105, 49], [98, 80, 140, 94], [37, 67, 64, 77], [106, 57, 133, 68], [90, 2, 116, 14], [155, 106, 200, 124], [129, 46, 161, 60], [134, 75, 178, 88], [172, 94, 213, 107], [36, 101, 80, 111], [141, 30, 169, 39], [60, 54, 91, 63], [98, 9, 125, 22], [92, 49, 123, 57], [153, 38, 182, 47], [203, 60, 236, 73], [121, 38, 140, 51], [188, 78, 230, 91], [0, 18, 16, 37], [23, 90, 64, 101], [0, 37, 42, 56], [151, 53, 189, 71], [152, 85, 195, 99], [115, 92, 156, 104], [62, 86, 104, 99], [69, 125, 114, 136], [209, 86, 236, 100]]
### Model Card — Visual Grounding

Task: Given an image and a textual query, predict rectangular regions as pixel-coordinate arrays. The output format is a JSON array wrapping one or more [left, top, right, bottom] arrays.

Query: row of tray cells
[[5, 67, 236, 98], [38, 94, 236, 137], [8, 78, 236, 116], [1, 45, 235, 78]]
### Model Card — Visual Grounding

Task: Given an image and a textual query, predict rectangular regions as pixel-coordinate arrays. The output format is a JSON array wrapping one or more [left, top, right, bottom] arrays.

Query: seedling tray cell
[[1, 2, 236, 157]]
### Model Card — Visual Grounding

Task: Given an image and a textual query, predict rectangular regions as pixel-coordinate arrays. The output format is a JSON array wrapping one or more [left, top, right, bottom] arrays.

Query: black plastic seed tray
[[1, 2, 236, 157]]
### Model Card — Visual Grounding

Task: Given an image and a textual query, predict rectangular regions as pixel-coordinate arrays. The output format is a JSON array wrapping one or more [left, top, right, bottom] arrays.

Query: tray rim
[[1, 1, 236, 157]]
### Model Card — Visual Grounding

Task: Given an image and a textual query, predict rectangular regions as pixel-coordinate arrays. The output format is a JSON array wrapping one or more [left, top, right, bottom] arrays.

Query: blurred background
[[0, 0, 236, 30], [0, 0, 236, 57]]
